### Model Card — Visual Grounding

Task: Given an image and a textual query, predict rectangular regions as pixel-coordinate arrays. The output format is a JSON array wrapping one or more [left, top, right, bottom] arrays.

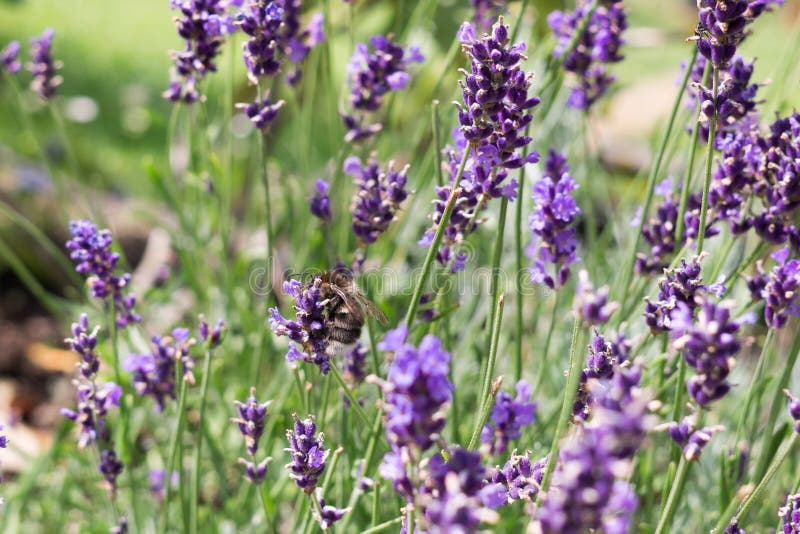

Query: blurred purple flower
[[125, 329, 196, 411], [481, 380, 536, 455], [664, 409, 724, 461], [1, 41, 21, 74], [346, 155, 409, 245], [236, 92, 285, 131], [315, 489, 349, 529], [573, 329, 631, 420], [98, 449, 124, 491], [574, 270, 618, 325], [27, 29, 62, 100], [309, 179, 332, 222], [785, 390, 800, 434], [779, 492, 800, 533], [198, 315, 226, 348]]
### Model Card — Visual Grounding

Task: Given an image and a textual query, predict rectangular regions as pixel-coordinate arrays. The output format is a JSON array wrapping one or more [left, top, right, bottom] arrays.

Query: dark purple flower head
[[527, 149, 581, 288], [315, 489, 349, 530], [672, 296, 742, 406], [233, 387, 272, 483], [343, 34, 423, 143], [124, 330, 196, 411], [1, 41, 21, 74], [378, 447, 414, 501], [343, 342, 367, 386], [489, 451, 547, 506], [61, 381, 122, 448], [709, 126, 761, 232], [66, 220, 141, 328], [573, 329, 631, 420], [548, 1, 627, 110], [785, 390, 800, 434], [98, 448, 124, 491], [457, 18, 539, 170], [65, 314, 100, 379], [574, 270, 618, 325], [346, 155, 410, 245], [481, 379, 536, 455], [285, 413, 328, 493], [309, 179, 332, 222], [148, 469, 178, 502], [664, 408, 724, 461], [536, 365, 647, 533], [779, 492, 800, 534], [236, 92, 285, 131], [376, 326, 453, 452], [27, 29, 62, 100], [238, 0, 325, 86], [198, 315, 226, 348], [693, 0, 779, 68], [750, 247, 800, 329], [0, 425, 7, 449]]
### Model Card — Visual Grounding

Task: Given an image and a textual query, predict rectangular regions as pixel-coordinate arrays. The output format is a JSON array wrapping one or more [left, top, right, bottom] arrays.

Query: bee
[[313, 270, 388, 355]]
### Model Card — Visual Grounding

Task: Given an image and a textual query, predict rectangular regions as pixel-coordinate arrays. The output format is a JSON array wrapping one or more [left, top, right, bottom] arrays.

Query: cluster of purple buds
[[343, 342, 367, 386], [124, 328, 196, 412], [693, 0, 782, 68], [65, 314, 100, 379], [315, 489, 349, 530], [785, 390, 800, 434], [285, 414, 328, 493], [752, 112, 800, 247], [643, 254, 723, 334], [573, 270, 618, 326], [420, 448, 499, 532], [471, 0, 505, 31], [342, 34, 423, 143], [164, 0, 231, 103], [709, 127, 761, 233], [457, 18, 539, 170], [232, 387, 272, 483], [573, 329, 631, 420], [747, 247, 800, 329], [239, 1, 323, 85], [527, 149, 581, 288], [779, 492, 800, 533], [672, 296, 742, 406], [487, 451, 547, 506], [269, 278, 332, 374], [27, 29, 62, 100], [66, 220, 141, 328], [547, 0, 627, 110], [236, 93, 285, 131], [309, 179, 332, 222], [481, 379, 536, 456], [98, 449, 124, 491], [536, 366, 648, 533], [346, 155, 410, 246], [662, 408, 724, 461], [1, 41, 21, 74], [198, 315, 226, 348]]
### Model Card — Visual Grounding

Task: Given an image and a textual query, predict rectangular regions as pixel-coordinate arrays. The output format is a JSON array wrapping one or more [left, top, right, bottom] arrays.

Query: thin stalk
[[532, 290, 561, 394], [514, 172, 527, 382], [256, 83, 276, 307], [371, 479, 381, 525], [725, 241, 767, 286], [488, 198, 508, 346], [190, 348, 214, 534], [618, 47, 698, 304], [753, 331, 800, 481], [695, 66, 719, 254], [654, 455, 691, 534], [734, 329, 775, 445], [403, 151, 469, 328], [431, 101, 444, 187], [337, 412, 383, 533], [537, 318, 587, 496], [361, 516, 404, 534], [161, 370, 190, 533], [468, 294, 506, 450], [329, 364, 370, 427]]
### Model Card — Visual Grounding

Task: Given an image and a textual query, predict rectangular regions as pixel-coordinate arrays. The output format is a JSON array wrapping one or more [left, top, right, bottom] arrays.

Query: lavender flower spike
[[779, 492, 800, 533], [346, 155, 410, 245], [27, 29, 62, 100], [309, 179, 332, 222], [233, 387, 273, 484], [488, 450, 547, 506], [315, 489, 349, 530], [125, 329, 196, 411], [481, 379, 536, 455], [285, 414, 328, 493], [1, 41, 21, 74], [574, 270, 618, 325], [752, 247, 800, 329], [662, 408, 725, 461], [785, 390, 800, 434]]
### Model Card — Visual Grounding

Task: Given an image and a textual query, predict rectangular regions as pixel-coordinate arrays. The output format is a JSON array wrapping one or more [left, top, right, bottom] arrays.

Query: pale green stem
[[468, 294, 505, 450], [190, 348, 214, 534], [696, 66, 719, 254], [161, 369, 190, 533]]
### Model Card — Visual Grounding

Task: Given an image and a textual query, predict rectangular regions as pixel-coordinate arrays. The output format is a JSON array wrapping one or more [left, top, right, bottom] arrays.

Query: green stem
[[618, 47, 697, 304], [488, 198, 508, 346], [537, 318, 586, 496], [161, 370, 190, 533], [468, 294, 505, 450], [696, 66, 719, 254], [533, 290, 561, 395], [734, 329, 775, 445], [654, 456, 692, 534], [514, 170, 527, 383], [329, 364, 370, 427], [256, 85, 276, 307], [725, 241, 768, 286], [361, 516, 404, 534], [403, 149, 469, 328], [191, 348, 214, 534], [431, 101, 444, 188]]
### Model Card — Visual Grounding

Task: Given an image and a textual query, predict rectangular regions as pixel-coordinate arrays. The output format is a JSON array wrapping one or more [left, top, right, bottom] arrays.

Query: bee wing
[[326, 284, 367, 323], [350, 292, 389, 325]]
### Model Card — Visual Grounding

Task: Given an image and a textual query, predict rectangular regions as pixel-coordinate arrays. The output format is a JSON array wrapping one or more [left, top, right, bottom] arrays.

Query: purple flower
[[536, 366, 648, 533], [148, 469, 179, 502], [61, 380, 122, 449], [457, 18, 539, 170], [573, 329, 631, 420], [66, 220, 141, 328], [786, 390, 800, 434], [488, 451, 547, 506], [64, 314, 100, 379], [164, 1, 228, 103], [98, 449, 124, 492], [124, 330, 196, 411], [346, 155, 409, 245], [309, 179, 332, 222], [269, 277, 332, 374], [748, 247, 800, 329], [344, 342, 367, 386], [1, 41, 21, 74], [315, 489, 349, 529], [548, 1, 627, 110], [643, 254, 716, 334], [236, 92, 285, 131], [526, 149, 581, 288], [233, 387, 272, 483], [0, 426, 7, 449], [198, 315, 226, 348], [471, 0, 504, 31], [481, 380, 536, 455], [663, 409, 724, 461], [672, 296, 742, 406], [709, 126, 761, 232], [573, 270, 618, 325], [285, 414, 328, 493], [27, 29, 62, 100], [779, 492, 800, 533], [343, 34, 423, 143]]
